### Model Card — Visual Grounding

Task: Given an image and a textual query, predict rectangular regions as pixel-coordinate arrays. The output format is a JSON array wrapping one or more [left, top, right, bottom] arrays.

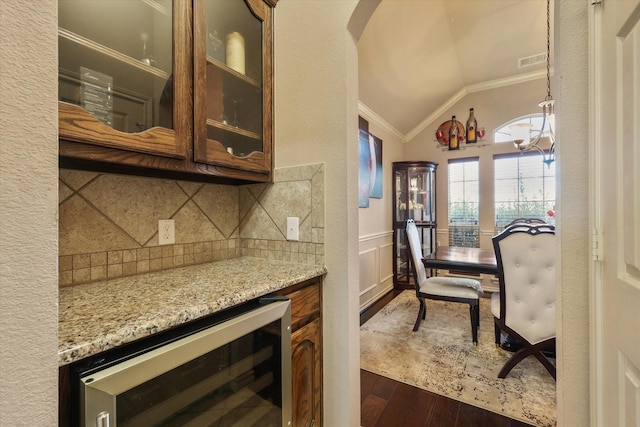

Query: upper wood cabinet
[[193, 0, 273, 174], [58, 0, 275, 184]]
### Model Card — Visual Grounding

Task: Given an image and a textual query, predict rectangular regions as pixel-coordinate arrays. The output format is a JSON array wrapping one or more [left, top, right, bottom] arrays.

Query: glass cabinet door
[[194, 0, 273, 175], [58, 0, 188, 159], [395, 169, 408, 223], [407, 167, 435, 223], [393, 161, 437, 288]]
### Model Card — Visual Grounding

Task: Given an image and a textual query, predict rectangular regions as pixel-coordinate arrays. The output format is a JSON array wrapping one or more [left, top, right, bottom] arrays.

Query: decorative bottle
[[466, 108, 477, 143], [448, 116, 459, 150]]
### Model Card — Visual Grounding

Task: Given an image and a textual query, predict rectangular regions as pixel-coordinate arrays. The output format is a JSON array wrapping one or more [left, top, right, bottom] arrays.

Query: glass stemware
[[139, 31, 155, 66]]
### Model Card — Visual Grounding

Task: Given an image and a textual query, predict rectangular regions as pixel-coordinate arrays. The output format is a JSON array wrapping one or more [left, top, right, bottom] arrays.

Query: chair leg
[[533, 350, 557, 380], [468, 303, 478, 345], [498, 347, 532, 378], [498, 346, 556, 380], [493, 318, 501, 346], [413, 298, 425, 332]]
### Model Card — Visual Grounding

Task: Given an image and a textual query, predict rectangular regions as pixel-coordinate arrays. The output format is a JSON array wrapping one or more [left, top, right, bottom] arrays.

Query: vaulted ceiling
[[358, 0, 553, 138]]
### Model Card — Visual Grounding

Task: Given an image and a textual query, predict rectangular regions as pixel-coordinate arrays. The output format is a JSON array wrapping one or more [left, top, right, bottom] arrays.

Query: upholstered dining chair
[[491, 223, 557, 379], [405, 219, 482, 344], [506, 217, 547, 227]]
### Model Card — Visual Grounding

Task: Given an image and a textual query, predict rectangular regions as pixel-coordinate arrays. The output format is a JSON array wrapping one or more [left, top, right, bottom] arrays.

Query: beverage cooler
[[393, 161, 437, 289], [64, 298, 292, 427]]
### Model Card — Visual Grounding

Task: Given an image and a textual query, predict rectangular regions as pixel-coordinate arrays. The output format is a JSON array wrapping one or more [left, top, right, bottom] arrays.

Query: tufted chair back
[[492, 223, 557, 379]]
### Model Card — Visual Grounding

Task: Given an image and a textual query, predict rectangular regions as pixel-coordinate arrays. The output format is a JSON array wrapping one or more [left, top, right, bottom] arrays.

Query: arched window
[[493, 114, 550, 143]]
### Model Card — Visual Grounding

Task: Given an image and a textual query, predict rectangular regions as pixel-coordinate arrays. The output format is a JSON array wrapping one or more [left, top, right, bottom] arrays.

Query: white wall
[[357, 120, 404, 310], [274, 1, 364, 425], [0, 1, 59, 424]]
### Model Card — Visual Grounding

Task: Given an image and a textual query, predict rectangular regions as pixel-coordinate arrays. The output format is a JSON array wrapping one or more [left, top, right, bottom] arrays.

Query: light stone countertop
[[59, 257, 327, 366]]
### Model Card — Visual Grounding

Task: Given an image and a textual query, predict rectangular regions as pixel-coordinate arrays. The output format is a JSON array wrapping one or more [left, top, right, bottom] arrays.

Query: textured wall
[[554, 1, 590, 425], [275, 1, 370, 425], [0, 1, 59, 424]]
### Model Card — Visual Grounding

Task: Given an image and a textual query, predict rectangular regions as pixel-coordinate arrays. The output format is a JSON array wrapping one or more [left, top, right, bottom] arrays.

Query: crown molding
[[358, 102, 406, 142], [405, 69, 550, 142], [360, 69, 551, 143], [404, 87, 467, 142]]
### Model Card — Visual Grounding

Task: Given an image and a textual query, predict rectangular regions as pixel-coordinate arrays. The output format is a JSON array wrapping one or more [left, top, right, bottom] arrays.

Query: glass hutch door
[[193, 0, 273, 175], [58, 0, 188, 159], [393, 161, 437, 288]]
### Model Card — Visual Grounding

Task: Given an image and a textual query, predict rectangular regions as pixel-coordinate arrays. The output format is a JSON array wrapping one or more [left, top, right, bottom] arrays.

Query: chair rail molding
[[359, 230, 393, 243]]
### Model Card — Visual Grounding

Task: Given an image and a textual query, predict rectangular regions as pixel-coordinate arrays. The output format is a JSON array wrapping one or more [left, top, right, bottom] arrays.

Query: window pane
[[448, 158, 479, 247], [493, 114, 551, 145], [494, 154, 556, 228], [464, 181, 479, 203], [448, 163, 464, 182], [448, 181, 464, 202], [494, 158, 515, 180]]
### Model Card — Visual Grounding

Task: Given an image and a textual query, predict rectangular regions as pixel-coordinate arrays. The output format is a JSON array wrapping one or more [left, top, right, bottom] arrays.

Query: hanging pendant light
[[512, 0, 555, 167]]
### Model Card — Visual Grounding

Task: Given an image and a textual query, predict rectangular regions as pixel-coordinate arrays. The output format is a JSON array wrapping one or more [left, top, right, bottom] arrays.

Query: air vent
[[518, 52, 547, 68]]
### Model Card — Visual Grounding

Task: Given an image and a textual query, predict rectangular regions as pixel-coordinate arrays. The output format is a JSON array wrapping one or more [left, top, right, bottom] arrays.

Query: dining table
[[421, 245, 497, 276]]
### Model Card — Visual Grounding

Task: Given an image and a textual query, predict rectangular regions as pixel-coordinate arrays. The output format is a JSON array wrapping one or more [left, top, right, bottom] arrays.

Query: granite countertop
[[59, 256, 327, 366]]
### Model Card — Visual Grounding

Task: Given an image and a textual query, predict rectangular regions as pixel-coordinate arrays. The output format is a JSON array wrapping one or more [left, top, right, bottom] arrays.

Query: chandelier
[[511, 0, 555, 167]]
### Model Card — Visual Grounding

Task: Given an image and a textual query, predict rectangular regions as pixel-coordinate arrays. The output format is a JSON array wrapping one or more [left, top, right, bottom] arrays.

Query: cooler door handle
[[96, 411, 110, 427]]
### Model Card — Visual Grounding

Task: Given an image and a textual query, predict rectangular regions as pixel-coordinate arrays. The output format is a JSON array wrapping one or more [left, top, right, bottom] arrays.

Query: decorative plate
[[435, 120, 465, 146]]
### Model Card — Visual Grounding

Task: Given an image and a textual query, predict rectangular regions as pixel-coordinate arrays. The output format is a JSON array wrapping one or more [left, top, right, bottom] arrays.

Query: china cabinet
[[58, 0, 275, 183], [392, 161, 437, 289]]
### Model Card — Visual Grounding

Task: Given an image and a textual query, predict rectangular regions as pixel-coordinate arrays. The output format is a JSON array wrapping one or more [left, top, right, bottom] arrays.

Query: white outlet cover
[[158, 219, 175, 245], [286, 217, 299, 241]]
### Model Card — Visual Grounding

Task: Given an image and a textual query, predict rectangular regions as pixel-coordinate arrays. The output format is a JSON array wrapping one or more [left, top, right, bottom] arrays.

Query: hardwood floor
[[360, 290, 535, 427]]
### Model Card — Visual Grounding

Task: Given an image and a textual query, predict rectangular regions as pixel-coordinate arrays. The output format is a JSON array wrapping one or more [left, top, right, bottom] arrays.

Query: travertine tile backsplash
[[59, 164, 324, 287]]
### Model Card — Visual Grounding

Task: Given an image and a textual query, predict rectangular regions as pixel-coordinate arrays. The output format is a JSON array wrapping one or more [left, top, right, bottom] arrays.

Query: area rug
[[360, 291, 556, 427]]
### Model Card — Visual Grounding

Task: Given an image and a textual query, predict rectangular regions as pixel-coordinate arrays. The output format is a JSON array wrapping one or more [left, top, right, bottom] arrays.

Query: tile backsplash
[[59, 164, 324, 287]]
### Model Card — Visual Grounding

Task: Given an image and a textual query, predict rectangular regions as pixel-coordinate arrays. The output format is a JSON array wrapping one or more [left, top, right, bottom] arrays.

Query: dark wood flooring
[[359, 290, 534, 427]]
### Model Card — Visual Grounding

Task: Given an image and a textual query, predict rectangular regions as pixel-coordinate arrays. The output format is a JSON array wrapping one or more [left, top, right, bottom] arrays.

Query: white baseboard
[[359, 284, 394, 313]]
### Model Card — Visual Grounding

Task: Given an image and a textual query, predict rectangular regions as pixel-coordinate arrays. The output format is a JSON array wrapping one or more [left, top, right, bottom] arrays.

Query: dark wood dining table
[[422, 246, 498, 275]]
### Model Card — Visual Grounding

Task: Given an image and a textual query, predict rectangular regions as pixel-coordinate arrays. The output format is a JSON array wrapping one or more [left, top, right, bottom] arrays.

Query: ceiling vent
[[518, 52, 547, 69]]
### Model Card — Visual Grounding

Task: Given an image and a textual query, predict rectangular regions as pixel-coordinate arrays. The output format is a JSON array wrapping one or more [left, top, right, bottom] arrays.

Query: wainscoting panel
[[359, 231, 394, 311]]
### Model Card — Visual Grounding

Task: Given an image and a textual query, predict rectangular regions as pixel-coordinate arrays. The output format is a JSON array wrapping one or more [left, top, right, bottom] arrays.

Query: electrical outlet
[[286, 217, 299, 241], [158, 219, 175, 245]]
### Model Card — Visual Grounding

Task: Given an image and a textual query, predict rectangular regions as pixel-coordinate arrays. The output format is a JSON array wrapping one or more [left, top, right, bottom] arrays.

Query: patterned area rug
[[360, 291, 556, 426]]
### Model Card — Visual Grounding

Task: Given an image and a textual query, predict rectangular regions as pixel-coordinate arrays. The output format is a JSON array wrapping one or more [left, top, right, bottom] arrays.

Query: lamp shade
[[510, 123, 533, 150]]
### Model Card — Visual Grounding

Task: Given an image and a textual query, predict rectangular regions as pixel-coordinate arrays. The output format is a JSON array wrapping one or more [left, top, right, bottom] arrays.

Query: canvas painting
[[358, 130, 383, 207], [358, 130, 371, 208], [369, 133, 383, 199]]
